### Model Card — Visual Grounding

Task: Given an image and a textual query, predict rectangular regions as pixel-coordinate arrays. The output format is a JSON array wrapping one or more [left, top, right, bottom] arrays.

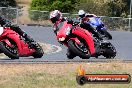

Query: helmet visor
[[51, 17, 58, 23], [79, 14, 85, 18]]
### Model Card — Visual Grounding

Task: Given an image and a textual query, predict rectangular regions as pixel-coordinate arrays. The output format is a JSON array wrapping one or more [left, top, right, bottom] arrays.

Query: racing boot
[[23, 33, 38, 48], [10, 26, 38, 48]]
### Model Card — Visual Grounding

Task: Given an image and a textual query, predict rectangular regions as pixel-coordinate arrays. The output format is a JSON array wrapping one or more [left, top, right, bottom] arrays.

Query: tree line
[[30, 0, 130, 17], [0, 0, 130, 17]]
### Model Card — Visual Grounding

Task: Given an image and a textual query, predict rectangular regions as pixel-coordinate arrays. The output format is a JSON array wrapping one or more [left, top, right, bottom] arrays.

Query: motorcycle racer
[[50, 10, 96, 58], [49, 10, 116, 59], [0, 16, 37, 48], [78, 10, 103, 40], [50, 10, 68, 34]]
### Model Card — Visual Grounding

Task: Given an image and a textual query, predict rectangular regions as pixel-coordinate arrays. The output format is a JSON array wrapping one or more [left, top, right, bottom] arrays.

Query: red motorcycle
[[0, 27, 44, 59], [55, 20, 116, 59]]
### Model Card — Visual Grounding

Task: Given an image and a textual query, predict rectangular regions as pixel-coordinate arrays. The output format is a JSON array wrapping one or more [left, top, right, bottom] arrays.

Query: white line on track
[[46, 44, 62, 54]]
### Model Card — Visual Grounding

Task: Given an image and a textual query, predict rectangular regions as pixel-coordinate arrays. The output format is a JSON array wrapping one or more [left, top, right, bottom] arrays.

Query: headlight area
[[58, 37, 65, 41]]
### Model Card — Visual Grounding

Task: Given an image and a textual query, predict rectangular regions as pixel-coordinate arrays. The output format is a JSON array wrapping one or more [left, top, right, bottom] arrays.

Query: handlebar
[[72, 21, 80, 26], [67, 19, 80, 26]]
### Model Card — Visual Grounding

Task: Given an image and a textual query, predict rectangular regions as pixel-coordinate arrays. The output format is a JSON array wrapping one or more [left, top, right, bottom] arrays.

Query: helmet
[[50, 10, 62, 23], [78, 10, 86, 18]]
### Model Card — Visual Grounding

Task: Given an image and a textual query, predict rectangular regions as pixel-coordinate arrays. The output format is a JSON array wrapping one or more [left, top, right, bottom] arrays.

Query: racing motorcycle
[[89, 17, 112, 39], [0, 27, 44, 59], [55, 20, 116, 59]]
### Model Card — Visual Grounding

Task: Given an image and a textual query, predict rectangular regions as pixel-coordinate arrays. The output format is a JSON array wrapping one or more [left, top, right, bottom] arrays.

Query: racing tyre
[[0, 41, 19, 59], [68, 40, 91, 59], [66, 49, 76, 59], [32, 43, 44, 58]]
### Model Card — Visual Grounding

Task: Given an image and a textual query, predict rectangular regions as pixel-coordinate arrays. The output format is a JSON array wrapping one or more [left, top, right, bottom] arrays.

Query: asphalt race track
[[0, 25, 132, 63]]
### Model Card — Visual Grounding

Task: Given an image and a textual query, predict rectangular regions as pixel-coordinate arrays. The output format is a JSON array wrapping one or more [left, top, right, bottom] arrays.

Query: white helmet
[[50, 10, 62, 23], [78, 10, 86, 18]]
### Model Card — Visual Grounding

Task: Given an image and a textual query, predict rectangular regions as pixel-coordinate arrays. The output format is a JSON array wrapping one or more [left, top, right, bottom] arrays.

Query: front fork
[[1, 39, 12, 47], [59, 38, 81, 47]]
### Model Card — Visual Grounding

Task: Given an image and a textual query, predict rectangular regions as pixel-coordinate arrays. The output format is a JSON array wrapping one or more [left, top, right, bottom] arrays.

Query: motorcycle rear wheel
[[103, 43, 116, 58], [0, 41, 19, 59]]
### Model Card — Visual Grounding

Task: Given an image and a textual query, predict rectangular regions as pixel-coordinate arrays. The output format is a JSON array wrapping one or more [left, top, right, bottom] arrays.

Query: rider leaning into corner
[[49, 10, 101, 56], [0, 16, 37, 48], [50, 9, 103, 41], [49, 10, 67, 34], [49, 10, 95, 55], [49, 10, 76, 33], [78, 10, 103, 40], [49, 10, 100, 41]]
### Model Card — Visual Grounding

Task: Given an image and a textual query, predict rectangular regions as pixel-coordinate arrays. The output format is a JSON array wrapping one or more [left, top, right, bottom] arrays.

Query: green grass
[[0, 71, 131, 88], [0, 63, 131, 88], [0, 72, 75, 88]]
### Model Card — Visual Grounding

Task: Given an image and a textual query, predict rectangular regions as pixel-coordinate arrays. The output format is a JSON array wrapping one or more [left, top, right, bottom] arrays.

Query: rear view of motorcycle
[[89, 17, 112, 40], [0, 27, 44, 59]]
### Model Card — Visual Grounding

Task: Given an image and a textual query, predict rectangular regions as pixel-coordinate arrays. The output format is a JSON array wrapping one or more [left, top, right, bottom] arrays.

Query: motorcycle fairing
[[0, 27, 35, 56], [57, 21, 72, 40], [72, 27, 95, 55], [89, 17, 107, 31], [69, 38, 81, 45]]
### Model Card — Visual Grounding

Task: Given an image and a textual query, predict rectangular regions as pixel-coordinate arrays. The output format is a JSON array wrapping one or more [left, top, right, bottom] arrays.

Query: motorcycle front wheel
[[66, 49, 76, 59], [0, 41, 19, 59], [68, 39, 91, 59]]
